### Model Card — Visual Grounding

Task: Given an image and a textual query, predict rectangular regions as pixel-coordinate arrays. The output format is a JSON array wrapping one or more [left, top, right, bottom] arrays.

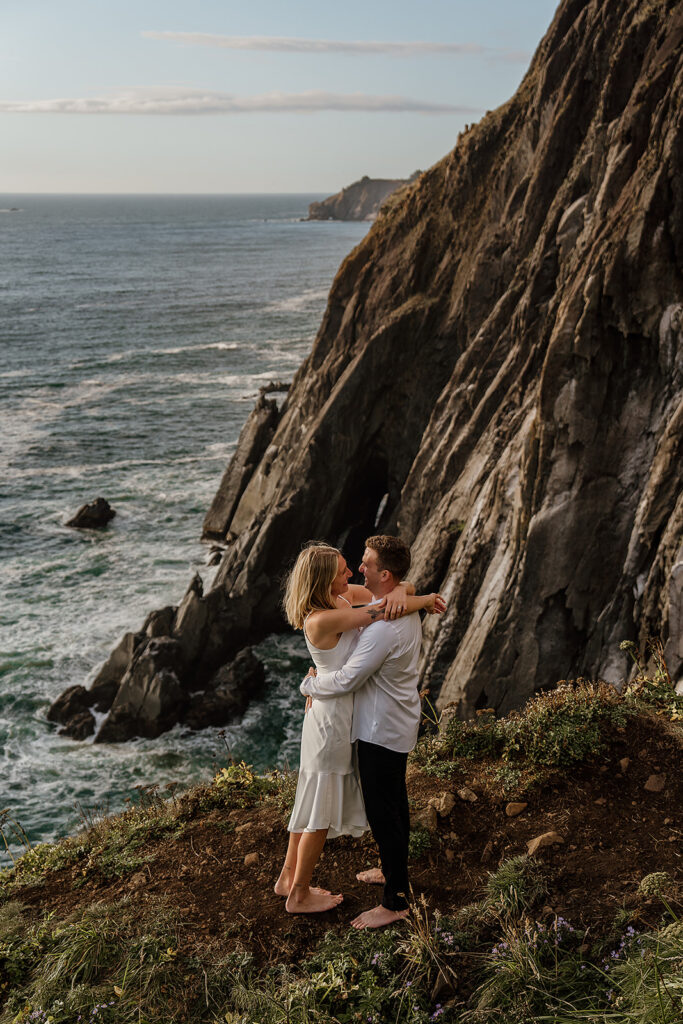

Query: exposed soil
[[13, 715, 683, 968]]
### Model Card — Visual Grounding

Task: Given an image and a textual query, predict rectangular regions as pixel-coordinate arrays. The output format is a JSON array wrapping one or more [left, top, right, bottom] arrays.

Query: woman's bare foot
[[285, 885, 343, 914], [274, 867, 292, 896], [350, 905, 409, 929], [356, 867, 385, 884], [274, 879, 331, 897]]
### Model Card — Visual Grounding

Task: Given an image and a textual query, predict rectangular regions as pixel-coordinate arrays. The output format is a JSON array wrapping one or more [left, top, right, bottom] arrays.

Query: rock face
[[56, 0, 683, 737], [66, 497, 116, 529], [202, 395, 280, 541], [307, 174, 419, 222]]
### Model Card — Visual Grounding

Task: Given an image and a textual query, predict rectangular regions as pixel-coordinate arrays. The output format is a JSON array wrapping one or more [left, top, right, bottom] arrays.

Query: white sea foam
[[68, 340, 243, 370], [265, 286, 329, 313]]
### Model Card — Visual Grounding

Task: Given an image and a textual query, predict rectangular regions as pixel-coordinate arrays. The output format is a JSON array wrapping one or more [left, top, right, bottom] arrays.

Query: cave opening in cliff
[[333, 456, 393, 581]]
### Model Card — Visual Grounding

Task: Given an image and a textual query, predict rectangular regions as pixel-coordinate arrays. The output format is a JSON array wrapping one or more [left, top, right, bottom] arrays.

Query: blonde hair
[[284, 543, 340, 629]]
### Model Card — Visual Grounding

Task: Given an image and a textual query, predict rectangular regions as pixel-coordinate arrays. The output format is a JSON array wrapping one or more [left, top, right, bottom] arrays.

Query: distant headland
[[306, 172, 421, 221]]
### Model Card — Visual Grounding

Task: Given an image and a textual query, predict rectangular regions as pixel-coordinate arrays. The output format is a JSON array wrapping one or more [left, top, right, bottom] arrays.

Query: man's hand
[[425, 593, 446, 614], [384, 584, 409, 620], [300, 665, 318, 699]]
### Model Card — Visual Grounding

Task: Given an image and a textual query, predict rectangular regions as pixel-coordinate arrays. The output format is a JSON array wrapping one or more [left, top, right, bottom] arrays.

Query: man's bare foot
[[356, 868, 385, 885], [285, 887, 343, 914], [350, 905, 409, 929]]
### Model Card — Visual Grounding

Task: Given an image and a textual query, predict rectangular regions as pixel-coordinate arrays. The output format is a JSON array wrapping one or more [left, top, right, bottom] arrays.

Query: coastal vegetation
[[2, 649, 681, 1023]]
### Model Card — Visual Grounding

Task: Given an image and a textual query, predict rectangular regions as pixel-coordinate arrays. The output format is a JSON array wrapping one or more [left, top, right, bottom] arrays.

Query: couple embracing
[[274, 535, 445, 929]]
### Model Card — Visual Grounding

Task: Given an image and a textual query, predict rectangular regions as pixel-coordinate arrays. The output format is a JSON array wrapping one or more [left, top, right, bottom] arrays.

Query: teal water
[[0, 195, 369, 860]]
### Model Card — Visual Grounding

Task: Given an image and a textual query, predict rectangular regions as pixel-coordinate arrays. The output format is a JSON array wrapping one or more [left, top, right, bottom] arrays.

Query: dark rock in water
[[307, 174, 420, 222], [47, 685, 90, 725], [184, 648, 266, 729], [66, 497, 116, 529], [63, 0, 683, 739], [87, 631, 142, 711], [48, 685, 96, 741], [95, 638, 186, 743], [59, 710, 95, 741], [202, 394, 280, 541]]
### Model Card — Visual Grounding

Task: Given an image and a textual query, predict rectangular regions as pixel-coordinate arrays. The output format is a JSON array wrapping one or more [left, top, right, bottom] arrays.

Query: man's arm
[[301, 625, 395, 700]]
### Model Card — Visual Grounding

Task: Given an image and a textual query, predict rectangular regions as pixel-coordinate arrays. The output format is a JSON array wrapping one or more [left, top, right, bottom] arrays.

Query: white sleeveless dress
[[287, 608, 369, 838]]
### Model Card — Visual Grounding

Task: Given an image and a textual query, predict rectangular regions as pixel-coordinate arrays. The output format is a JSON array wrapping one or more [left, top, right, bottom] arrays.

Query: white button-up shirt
[[300, 611, 423, 754]]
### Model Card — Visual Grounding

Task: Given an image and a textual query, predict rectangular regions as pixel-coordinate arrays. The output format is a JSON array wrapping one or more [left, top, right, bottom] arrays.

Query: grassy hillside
[[1, 643, 682, 1023]]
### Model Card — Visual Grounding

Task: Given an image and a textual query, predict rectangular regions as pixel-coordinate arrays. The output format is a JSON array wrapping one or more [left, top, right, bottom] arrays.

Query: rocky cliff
[[53, 0, 683, 741], [307, 174, 419, 221]]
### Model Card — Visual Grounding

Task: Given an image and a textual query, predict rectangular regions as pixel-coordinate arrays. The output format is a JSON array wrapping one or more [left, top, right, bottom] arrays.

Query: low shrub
[[409, 826, 434, 862], [484, 856, 548, 918], [441, 680, 632, 770], [201, 762, 278, 810]]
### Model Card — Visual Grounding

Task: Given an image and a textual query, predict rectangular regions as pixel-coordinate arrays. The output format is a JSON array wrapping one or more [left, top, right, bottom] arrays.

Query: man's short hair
[[365, 534, 411, 580]]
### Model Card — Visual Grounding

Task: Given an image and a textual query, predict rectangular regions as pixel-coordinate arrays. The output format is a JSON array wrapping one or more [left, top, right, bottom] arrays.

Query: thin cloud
[[0, 88, 480, 116], [142, 31, 529, 62]]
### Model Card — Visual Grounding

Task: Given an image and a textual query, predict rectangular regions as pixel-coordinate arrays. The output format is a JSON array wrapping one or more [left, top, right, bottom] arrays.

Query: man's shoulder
[[392, 611, 422, 644]]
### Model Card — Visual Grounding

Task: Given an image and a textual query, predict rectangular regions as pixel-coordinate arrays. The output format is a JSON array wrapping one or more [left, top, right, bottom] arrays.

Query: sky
[[1, 0, 559, 194]]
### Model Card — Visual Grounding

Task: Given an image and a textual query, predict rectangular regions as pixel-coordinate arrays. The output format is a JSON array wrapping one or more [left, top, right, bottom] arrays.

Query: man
[[301, 534, 428, 929]]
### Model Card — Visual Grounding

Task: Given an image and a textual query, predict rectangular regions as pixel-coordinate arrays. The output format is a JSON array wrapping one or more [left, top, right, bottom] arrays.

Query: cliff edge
[[56, 0, 683, 741]]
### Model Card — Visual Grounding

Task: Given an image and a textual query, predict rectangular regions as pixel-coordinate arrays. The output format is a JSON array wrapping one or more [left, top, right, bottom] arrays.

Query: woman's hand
[[425, 593, 446, 614], [384, 585, 409, 620]]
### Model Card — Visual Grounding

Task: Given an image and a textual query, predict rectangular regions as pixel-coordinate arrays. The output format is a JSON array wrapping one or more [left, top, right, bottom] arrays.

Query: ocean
[[0, 194, 369, 860]]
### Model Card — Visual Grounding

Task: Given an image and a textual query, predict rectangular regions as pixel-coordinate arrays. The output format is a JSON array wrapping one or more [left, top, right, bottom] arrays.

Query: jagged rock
[[66, 497, 116, 529], [644, 773, 666, 793], [664, 543, 683, 685], [172, 574, 209, 666], [58, 710, 95, 741], [307, 174, 420, 222], [207, 545, 225, 567], [259, 380, 290, 396], [142, 606, 177, 638], [202, 395, 280, 541], [81, 0, 683, 732], [527, 831, 564, 856], [184, 648, 266, 730], [95, 638, 186, 743], [47, 685, 90, 725], [87, 631, 142, 711]]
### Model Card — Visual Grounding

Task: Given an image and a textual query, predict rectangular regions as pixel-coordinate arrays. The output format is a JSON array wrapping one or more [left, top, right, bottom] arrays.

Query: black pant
[[357, 740, 410, 911]]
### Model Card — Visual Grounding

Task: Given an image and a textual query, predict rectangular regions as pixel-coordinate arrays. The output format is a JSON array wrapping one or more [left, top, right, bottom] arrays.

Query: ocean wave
[[67, 340, 244, 370], [3, 449, 231, 483], [265, 287, 329, 313]]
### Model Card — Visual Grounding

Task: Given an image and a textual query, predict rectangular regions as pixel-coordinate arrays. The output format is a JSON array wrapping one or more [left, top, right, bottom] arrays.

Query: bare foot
[[351, 905, 409, 929], [274, 879, 331, 897], [286, 887, 343, 914], [356, 868, 385, 885]]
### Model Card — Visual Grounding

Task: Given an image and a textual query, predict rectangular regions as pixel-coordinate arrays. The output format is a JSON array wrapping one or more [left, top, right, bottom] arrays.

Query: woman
[[274, 542, 442, 913]]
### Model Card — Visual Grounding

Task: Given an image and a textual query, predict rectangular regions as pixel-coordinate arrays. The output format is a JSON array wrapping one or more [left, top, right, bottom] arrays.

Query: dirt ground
[[15, 714, 682, 966]]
